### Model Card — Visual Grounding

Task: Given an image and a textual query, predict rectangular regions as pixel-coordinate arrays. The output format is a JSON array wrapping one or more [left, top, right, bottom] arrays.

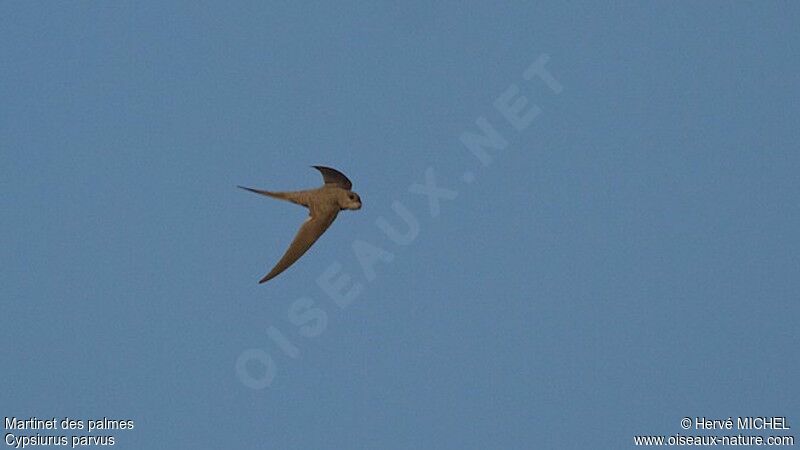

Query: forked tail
[[237, 186, 308, 206]]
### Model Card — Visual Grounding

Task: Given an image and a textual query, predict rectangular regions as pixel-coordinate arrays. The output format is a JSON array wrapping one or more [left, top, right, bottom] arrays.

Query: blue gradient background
[[2, 2, 798, 448]]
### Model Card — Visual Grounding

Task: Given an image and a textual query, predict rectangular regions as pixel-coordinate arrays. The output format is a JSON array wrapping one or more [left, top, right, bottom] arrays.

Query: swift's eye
[[349, 194, 356, 200]]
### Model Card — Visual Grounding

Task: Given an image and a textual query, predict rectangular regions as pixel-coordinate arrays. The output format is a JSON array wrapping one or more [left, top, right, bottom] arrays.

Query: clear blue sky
[[2, 2, 798, 449]]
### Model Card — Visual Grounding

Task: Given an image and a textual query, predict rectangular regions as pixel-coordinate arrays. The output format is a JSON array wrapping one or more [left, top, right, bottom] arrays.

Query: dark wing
[[259, 209, 339, 283], [312, 166, 352, 190]]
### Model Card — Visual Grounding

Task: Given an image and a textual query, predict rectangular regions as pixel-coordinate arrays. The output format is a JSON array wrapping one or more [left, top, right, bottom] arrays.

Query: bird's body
[[239, 166, 361, 283]]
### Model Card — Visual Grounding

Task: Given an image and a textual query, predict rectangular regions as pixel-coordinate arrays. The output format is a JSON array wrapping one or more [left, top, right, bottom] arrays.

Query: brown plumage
[[239, 166, 362, 283]]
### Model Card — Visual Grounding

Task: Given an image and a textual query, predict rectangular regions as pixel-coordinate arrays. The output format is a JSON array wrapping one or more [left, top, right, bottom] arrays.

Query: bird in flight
[[239, 166, 362, 283]]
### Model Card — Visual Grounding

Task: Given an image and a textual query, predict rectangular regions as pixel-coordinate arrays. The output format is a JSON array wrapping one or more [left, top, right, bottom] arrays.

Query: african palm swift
[[238, 166, 362, 283]]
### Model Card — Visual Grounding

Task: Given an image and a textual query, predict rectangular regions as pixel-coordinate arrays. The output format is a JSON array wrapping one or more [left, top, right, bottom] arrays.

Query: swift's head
[[339, 190, 362, 210]]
